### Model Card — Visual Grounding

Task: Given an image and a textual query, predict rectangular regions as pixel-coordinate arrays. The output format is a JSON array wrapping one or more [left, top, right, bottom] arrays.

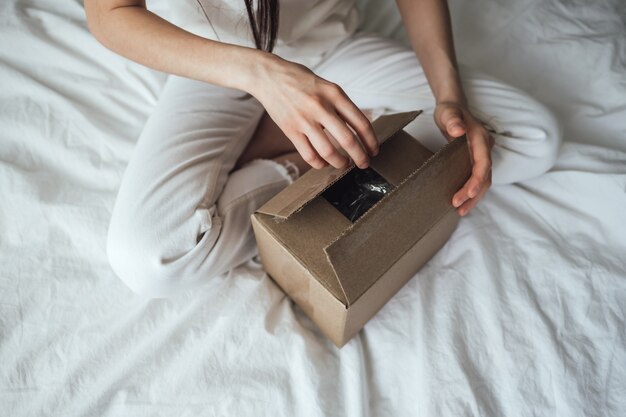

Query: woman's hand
[[435, 101, 494, 216], [248, 54, 379, 170]]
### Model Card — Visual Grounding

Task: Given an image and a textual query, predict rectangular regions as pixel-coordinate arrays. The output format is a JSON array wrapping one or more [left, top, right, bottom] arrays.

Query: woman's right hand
[[85, 2, 376, 170], [248, 54, 379, 170]]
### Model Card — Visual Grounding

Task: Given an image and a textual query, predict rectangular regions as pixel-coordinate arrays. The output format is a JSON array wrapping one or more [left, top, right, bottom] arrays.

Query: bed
[[1, 0, 625, 415]]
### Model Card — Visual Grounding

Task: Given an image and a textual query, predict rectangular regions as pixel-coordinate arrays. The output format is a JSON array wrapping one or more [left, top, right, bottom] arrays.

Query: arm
[[84, 0, 260, 91], [395, 0, 493, 216], [84, 0, 378, 169]]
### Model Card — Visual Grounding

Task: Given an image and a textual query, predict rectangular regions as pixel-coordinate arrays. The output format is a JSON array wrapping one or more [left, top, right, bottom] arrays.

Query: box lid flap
[[323, 136, 472, 306], [256, 110, 422, 219]]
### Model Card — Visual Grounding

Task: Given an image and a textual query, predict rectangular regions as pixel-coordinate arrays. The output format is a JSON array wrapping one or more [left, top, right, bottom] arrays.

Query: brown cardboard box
[[251, 110, 472, 347]]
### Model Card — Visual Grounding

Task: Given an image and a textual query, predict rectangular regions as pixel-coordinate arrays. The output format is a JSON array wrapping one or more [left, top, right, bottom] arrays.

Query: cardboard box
[[251, 110, 472, 347]]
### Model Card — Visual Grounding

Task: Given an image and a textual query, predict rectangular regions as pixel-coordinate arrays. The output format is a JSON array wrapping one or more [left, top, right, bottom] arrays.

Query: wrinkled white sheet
[[1, 0, 625, 415]]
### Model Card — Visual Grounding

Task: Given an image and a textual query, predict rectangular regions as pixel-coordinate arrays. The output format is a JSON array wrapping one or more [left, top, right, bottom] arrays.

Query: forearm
[[84, 0, 268, 92], [395, 0, 466, 105]]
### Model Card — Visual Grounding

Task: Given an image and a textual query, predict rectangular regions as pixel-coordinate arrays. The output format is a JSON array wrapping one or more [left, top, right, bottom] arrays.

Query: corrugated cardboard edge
[[252, 204, 352, 307], [251, 214, 348, 347], [325, 135, 468, 249], [252, 205, 462, 348], [324, 136, 471, 307], [256, 110, 422, 220], [339, 210, 461, 345], [341, 204, 459, 307]]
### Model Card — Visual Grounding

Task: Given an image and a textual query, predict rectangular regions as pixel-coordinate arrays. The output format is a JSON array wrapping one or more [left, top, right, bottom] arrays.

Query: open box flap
[[324, 136, 472, 306], [256, 110, 422, 219]]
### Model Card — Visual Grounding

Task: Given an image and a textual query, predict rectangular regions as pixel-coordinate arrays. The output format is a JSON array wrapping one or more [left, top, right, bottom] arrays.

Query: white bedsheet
[[1, 0, 625, 415]]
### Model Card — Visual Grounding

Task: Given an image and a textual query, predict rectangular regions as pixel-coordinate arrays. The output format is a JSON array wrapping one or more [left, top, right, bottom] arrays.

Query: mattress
[[1, 0, 625, 415]]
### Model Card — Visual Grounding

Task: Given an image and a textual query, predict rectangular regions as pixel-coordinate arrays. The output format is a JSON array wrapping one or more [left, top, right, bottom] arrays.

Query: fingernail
[[469, 187, 478, 198], [450, 123, 463, 132]]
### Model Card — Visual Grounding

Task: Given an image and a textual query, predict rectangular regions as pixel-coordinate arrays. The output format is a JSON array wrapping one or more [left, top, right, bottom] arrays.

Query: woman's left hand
[[434, 102, 495, 216]]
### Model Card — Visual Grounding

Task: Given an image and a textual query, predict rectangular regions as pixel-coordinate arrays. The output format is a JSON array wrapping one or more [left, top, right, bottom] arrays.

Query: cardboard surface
[[251, 110, 472, 347], [257, 110, 422, 219], [324, 136, 471, 306], [369, 130, 433, 186], [340, 209, 461, 345], [251, 214, 348, 346], [254, 198, 351, 304]]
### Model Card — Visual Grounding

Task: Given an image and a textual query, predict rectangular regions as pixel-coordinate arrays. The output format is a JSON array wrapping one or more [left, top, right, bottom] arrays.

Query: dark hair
[[244, 0, 280, 52]]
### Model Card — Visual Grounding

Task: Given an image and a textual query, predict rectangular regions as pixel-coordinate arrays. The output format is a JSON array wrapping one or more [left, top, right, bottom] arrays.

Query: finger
[[330, 87, 379, 156], [469, 157, 491, 197], [452, 181, 472, 209], [457, 174, 491, 216], [361, 108, 374, 121], [322, 113, 370, 169], [290, 133, 326, 169], [439, 106, 466, 139], [488, 132, 495, 150], [452, 150, 491, 207], [307, 125, 349, 169], [459, 120, 491, 194], [467, 119, 492, 158]]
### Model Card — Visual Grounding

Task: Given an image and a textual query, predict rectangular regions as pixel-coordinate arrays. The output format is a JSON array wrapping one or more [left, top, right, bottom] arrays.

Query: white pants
[[107, 32, 562, 298]]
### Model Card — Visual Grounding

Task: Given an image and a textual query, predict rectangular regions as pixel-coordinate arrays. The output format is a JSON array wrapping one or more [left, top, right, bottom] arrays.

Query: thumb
[[444, 109, 466, 138]]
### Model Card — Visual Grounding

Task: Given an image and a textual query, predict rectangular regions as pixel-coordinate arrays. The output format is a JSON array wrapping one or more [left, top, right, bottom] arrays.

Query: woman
[[85, 0, 561, 297]]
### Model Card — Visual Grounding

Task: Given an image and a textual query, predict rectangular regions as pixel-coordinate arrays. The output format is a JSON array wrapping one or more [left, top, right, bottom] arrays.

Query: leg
[[313, 33, 562, 185], [235, 111, 311, 176], [107, 76, 294, 297], [236, 112, 295, 168]]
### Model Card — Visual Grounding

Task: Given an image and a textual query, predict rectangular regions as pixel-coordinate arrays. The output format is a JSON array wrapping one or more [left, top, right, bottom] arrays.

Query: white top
[[169, 0, 360, 67]]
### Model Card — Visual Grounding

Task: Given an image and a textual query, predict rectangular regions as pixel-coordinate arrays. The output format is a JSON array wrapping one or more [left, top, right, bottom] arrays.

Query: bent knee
[[492, 100, 563, 184], [106, 214, 192, 298], [528, 102, 562, 171]]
